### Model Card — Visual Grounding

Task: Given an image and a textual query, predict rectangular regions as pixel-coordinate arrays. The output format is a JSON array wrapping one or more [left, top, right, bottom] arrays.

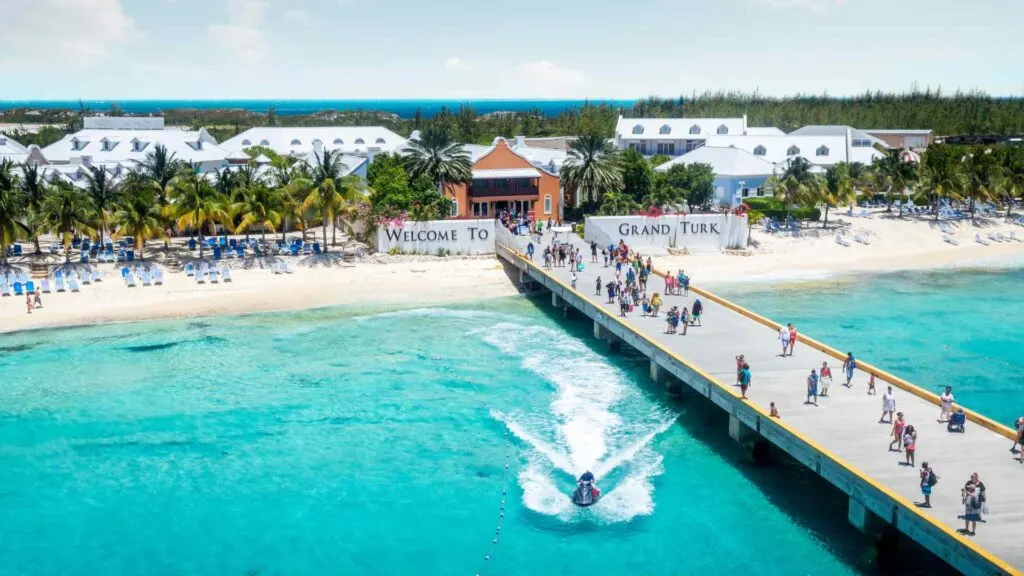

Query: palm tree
[[916, 162, 962, 221], [171, 164, 231, 258], [0, 159, 28, 263], [330, 174, 369, 246], [781, 156, 816, 185], [18, 164, 48, 255], [306, 149, 353, 251], [83, 165, 121, 247], [561, 132, 623, 206], [234, 184, 284, 242], [820, 163, 856, 228], [999, 157, 1024, 218], [38, 183, 95, 262], [767, 174, 807, 219], [111, 173, 165, 260], [276, 166, 314, 243], [137, 144, 184, 250], [874, 149, 917, 216], [400, 127, 472, 202]]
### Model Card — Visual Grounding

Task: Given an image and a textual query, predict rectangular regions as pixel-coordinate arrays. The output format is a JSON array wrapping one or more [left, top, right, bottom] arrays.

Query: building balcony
[[469, 185, 539, 198]]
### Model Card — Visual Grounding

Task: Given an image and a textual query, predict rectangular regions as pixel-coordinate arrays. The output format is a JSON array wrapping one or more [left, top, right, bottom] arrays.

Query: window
[[543, 194, 552, 214], [629, 143, 638, 151], [717, 125, 729, 135], [241, 139, 252, 146], [375, 138, 386, 144], [659, 124, 671, 135], [312, 139, 322, 148], [290, 139, 301, 146], [631, 124, 644, 135], [689, 124, 701, 135], [472, 201, 489, 217], [656, 142, 675, 155], [787, 145, 800, 156], [852, 139, 873, 148], [333, 138, 344, 145], [259, 139, 270, 146], [450, 198, 458, 217], [102, 140, 113, 151], [753, 145, 766, 156], [816, 145, 829, 157], [71, 138, 81, 151], [354, 138, 365, 145]]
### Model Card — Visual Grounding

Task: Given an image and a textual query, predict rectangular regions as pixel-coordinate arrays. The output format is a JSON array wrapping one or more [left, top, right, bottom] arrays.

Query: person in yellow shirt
[[650, 293, 662, 317]]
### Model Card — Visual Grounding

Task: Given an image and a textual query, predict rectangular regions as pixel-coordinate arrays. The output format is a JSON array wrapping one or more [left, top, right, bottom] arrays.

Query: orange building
[[446, 138, 561, 220]]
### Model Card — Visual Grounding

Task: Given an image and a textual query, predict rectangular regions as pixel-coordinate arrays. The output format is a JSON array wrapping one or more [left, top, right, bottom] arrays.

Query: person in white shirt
[[938, 386, 955, 423], [778, 326, 790, 357], [880, 386, 896, 423]]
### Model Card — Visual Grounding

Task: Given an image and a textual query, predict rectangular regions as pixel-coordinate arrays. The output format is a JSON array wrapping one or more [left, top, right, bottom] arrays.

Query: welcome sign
[[376, 219, 496, 254], [585, 214, 748, 253]]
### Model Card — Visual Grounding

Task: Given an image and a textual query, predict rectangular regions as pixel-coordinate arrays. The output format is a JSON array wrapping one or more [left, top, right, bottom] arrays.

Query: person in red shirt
[[820, 361, 833, 396]]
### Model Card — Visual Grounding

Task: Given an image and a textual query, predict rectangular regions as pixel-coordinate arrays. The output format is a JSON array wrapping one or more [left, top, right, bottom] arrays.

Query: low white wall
[[584, 214, 748, 253], [376, 219, 495, 255]]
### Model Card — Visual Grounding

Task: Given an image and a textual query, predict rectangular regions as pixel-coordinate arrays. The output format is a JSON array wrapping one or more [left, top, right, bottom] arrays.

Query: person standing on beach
[[820, 362, 833, 396], [919, 462, 935, 508], [842, 352, 856, 387], [33, 290, 42, 309], [939, 386, 955, 423], [890, 412, 906, 452], [787, 323, 797, 356], [806, 369, 819, 406], [778, 326, 791, 357], [738, 363, 751, 400], [881, 386, 896, 423], [903, 425, 918, 466], [25, 292, 33, 314]]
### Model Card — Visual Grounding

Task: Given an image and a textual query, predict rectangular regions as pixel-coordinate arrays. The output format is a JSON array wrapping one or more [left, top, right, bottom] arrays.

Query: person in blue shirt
[[842, 352, 856, 387], [526, 242, 534, 260], [806, 369, 819, 406]]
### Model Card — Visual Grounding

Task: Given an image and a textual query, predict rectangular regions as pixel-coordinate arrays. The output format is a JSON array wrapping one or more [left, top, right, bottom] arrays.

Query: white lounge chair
[[69, 276, 80, 292], [154, 269, 164, 285], [209, 267, 219, 284], [854, 234, 872, 245], [41, 278, 52, 293], [126, 272, 137, 288], [271, 262, 282, 274], [81, 272, 91, 285], [1009, 231, 1022, 242], [942, 234, 959, 246], [184, 262, 195, 277], [0, 283, 10, 297], [988, 232, 1002, 243], [221, 265, 232, 282], [141, 270, 152, 287], [975, 234, 991, 246], [92, 269, 102, 282], [835, 234, 852, 247]]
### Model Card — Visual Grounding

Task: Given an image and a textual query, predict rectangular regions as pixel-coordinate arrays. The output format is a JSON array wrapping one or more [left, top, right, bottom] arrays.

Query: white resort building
[[0, 134, 30, 164], [220, 127, 407, 159], [614, 115, 784, 157], [39, 117, 228, 173]]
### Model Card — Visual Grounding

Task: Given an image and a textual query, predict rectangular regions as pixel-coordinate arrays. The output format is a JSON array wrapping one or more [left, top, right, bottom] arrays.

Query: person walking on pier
[[778, 326, 791, 357], [1012, 416, 1024, 455], [867, 372, 876, 395], [938, 386, 955, 423], [903, 425, 918, 466], [595, 276, 602, 296], [738, 363, 751, 400], [890, 413, 906, 452], [805, 369, 819, 406], [881, 386, 896, 423], [680, 307, 689, 335], [606, 280, 616, 304], [691, 298, 703, 327], [842, 352, 857, 387], [786, 323, 798, 356], [571, 271, 577, 290], [919, 462, 936, 508], [820, 362, 833, 396], [650, 293, 662, 318], [527, 242, 535, 261], [590, 240, 598, 263]]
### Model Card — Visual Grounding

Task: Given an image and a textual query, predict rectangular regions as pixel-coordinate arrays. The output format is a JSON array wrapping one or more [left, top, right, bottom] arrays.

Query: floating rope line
[[431, 356, 513, 576]]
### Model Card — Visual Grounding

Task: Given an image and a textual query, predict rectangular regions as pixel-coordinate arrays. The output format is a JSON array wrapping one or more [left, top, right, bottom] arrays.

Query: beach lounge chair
[[54, 276, 66, 292], [226, 245, 235, 259], [126, 250, 134, 261], [196, 265, 207, 284], [0, 283, 9, 297], [81, 271, 91, 285], [854, 234, 871, 245], [12, 245, 22, 256], [92, 269, 102, 283], [154, 269, 164, 285], [219, 236, 228, 247], [229, 238, 237, 250], [313, 242, 321, 254], [25, 280, 35, 293], [975, 234, 991, 246], [69, 276, 80, 292], [943, 234, 959, 246], [140, 270, 152, 287], [41, 278, 51, 293], [209, 267, 219, 283], [221, 265, 232, 282], [213, 246, 222, 260], [235, 246, 245, 259], [49, 242, 60, 254], [184, 262, 195, 277], [125, 238, 134, 248], [289, 244, 300, 256], [121, 266, 130, 281], [302, 243, 312, 256], [988, 232, 1002, 243], [80, 252, 89, 263], [835, 234, 852, 247], [13, 282, 23, 296], [188, 238, 197, 251], [125, 272, 137, 288]]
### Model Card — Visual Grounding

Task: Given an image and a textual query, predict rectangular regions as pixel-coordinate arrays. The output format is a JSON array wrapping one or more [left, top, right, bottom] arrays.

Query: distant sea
[[0, 99, 636, 118]]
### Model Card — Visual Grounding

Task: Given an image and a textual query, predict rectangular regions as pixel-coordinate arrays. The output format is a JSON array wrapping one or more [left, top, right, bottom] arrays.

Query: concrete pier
[[495, 232, 1022, 576]]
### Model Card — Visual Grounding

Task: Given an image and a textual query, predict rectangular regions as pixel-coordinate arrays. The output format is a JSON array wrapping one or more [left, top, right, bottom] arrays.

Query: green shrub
[[388, 246, 401, 256], [744, 197, 782, 211], [435, 247, 451, 257]]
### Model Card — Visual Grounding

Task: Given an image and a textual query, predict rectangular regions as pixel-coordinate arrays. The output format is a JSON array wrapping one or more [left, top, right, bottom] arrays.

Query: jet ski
[[572, 471, 601, 507]]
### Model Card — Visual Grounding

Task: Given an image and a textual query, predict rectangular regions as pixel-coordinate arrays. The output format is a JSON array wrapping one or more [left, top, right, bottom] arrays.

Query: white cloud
[[207, 0, 269, 66], [0, 0, 134, 64], [444, 57, 468, 70], [517, 60, 586, 92], [284, 8, 311, 24]]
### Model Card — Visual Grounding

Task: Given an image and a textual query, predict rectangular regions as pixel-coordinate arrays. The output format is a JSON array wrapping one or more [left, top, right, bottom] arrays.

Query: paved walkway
[[511, 233, 1024, 570]]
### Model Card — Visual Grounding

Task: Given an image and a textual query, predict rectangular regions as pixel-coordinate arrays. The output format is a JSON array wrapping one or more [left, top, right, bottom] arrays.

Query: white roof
[[0, 134, 29, 163], [253, 154, 272, 164], [226, 150, 250, 161], [38, 162, 129, 189], [789, 125, 887, 147], [472, 167, 542, 179], [83, 117, 165, 130], [222, 127, 407, 156], [704, 135, 883, 166], [41, 128, 227, 168], [300, 149, 368, 177], [616, 117, 746, 140], [511, 143, 569, 172], [655, 146, 777, 177], [863, 128, 933, 135]]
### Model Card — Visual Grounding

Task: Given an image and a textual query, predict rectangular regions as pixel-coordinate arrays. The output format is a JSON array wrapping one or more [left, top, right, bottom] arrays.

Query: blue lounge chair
[[290, 244, 300, 256], [313, 242, 321, 254], [303, 244, 312, 256], [184, 262, 195, 277], [208, 267, 219, 283], [80, 252, 89, 263], [121, 267, 130, 281], [72, 238, 82, 249], [235, 246, 244, 259], [81, 271, 91, 285], [229, 238, 237, 249], [221, 265, 232, 282], [196, 266, 206, 284], [188, 238, 197, 251], [117, 251, 126, 262], [208, 238, 216, 248], [25, 280, 35, 293], [126, 250, 134, 262], [125, 272, 137, 288], [154, 269, 164, 285], [13, 245, 22, 256], [0, 283, 10, 297], [213, 246, 222, 260], [219, 236, 228, 247], [141, 270, 152, 287], [125, 238, 134, 247], [13, 282, 23, 296]]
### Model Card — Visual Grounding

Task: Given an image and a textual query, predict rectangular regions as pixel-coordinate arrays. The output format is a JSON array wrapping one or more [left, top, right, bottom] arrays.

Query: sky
[[0, 0, 1022, 100]]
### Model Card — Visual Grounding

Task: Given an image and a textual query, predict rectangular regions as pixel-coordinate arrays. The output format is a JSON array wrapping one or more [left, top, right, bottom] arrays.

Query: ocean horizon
[[0, 99, 637, 118]]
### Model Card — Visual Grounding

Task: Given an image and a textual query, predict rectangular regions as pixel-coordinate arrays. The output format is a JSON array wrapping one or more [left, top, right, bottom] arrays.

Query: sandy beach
[[3, 212, 1024, 333]]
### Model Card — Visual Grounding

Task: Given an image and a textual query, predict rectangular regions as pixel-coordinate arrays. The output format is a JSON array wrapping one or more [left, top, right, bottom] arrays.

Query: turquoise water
[[714, 267, 1024, 427], [0, 297, 906, 576]]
